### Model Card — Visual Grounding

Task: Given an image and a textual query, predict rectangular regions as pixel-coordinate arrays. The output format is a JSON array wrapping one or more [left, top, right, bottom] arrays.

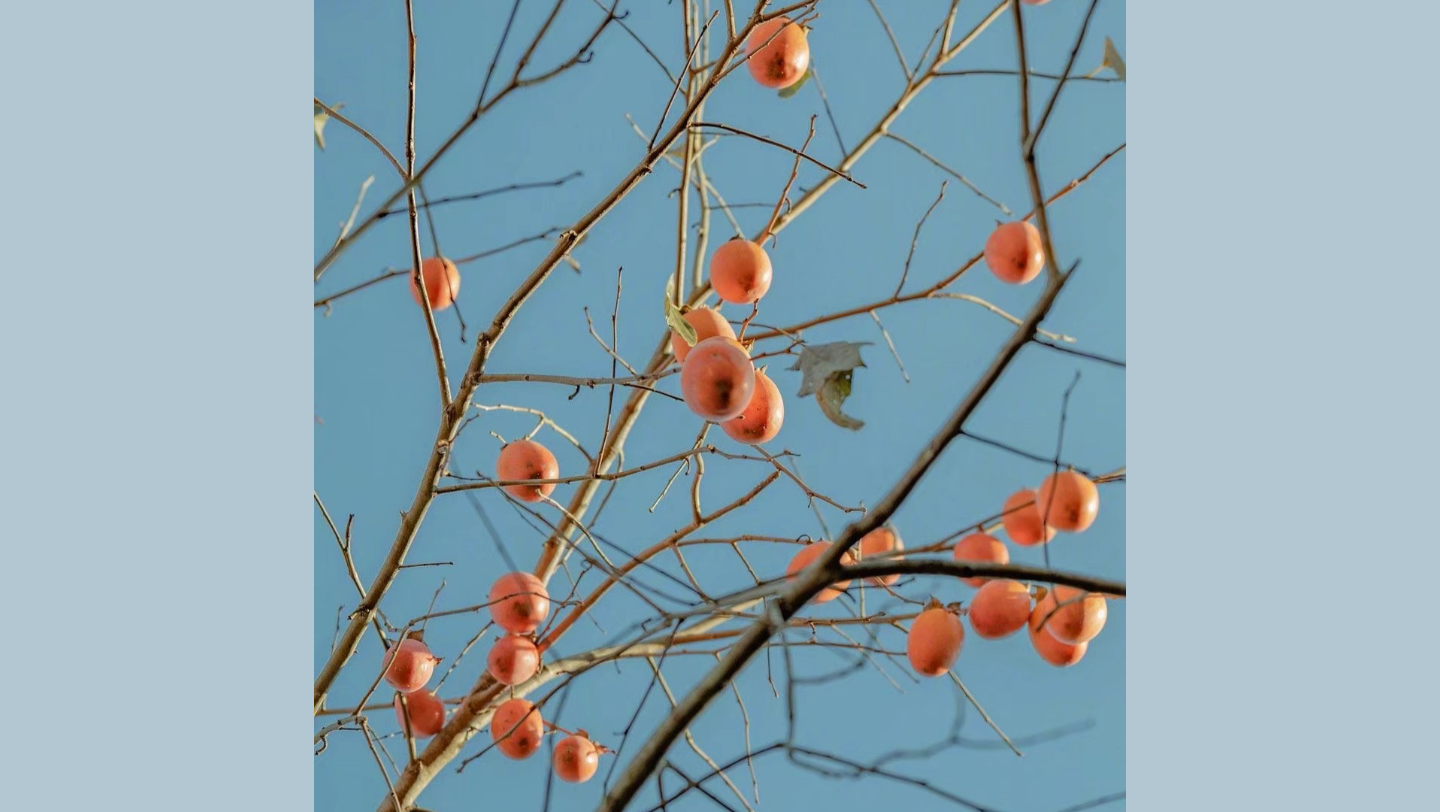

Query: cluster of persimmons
[[379, 8, 1086, 783]]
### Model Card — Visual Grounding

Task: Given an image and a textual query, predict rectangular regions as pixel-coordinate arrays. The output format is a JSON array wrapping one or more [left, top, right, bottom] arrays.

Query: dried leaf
[[1101, 36, 1125, 81], [789, 341, 871, 398], [315, 101, 342, 150], [788, 341, 871, 430], [664, 275, 697, 348], [778, 67, 814, 99], [558, 232, 585, 273]]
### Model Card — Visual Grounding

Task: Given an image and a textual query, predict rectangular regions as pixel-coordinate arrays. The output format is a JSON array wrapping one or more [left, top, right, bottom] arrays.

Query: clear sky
[[315, 1, 1125, 810]]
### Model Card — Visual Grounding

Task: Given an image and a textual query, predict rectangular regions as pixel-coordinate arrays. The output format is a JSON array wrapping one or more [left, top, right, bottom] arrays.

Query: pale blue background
[[1, 1, 1437, 811], [315, 2, 1123, 810]]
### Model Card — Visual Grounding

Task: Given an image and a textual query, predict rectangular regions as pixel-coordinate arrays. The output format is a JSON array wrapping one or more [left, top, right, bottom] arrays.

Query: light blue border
[[1131, 1, 1440, 808], [0, 1, 312, 808]]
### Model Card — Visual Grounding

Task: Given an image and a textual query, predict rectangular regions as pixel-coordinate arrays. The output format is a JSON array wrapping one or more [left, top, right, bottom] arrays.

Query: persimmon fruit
[[709, 238, 773, 304], [907, 603, 964, 676], [553, 731, 601, 783], [745, 18, 811, 90], [967, 579, 1032, 640], [1002, 489, 1056, 546], [1035, 585, 1108, 645], [1036, 471, 1100, 533], [381, 637, 440, 693], [1028, 604, 1088, 667], [495, 439, 559, 503], [487, 634, 540, 686], [984, 221, 1045, 285], [671, 306, 735, 362], [393, 690, 446, 737], [721, 368, 784, 445], [490, 698, 544, 760], [856, 525, 904, 587], [785, 541, 855, 603], [408, 256, 462, 311], [681, 336, 757, 422], [488, 572, 551, 635], [952, 532, 1009, 588]]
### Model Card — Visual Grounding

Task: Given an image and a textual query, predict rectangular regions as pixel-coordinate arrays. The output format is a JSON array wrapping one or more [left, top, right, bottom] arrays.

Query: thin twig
[[896, 180, 948, 295], [761, 117, 816, 242], [375, 172, 582, 219], [807, 62, 847, 155], [403, 0, 452, 408], [936, 68, 1120, 83], [313, 99, 406, 180], [1033, 338, 1124, 367], [690, 121, 865, 188], [886, 132, 1010, 215], [870, 311, 909, 383], [865, 0, 912, 82]]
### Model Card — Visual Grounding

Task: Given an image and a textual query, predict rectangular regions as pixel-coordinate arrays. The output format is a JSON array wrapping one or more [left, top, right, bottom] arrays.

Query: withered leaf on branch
[[789, 340, 871, 430], [315, 101, 342, 150], [1100, 36, 1125, 81], [560, 232, 586, 273], [664, 275, 698, 349]]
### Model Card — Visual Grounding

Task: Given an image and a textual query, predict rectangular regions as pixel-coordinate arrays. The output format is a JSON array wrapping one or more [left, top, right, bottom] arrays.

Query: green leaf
[[777, 67, 814, 99], [816, 371, 864, 431], [788, 341, 871, 430], [1101, 36, 1125, 81], [664, 276, 697, 349]]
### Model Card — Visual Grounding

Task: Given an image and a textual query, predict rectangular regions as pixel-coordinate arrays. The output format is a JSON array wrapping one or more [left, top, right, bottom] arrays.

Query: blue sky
[[315, 1, 1125, 810]]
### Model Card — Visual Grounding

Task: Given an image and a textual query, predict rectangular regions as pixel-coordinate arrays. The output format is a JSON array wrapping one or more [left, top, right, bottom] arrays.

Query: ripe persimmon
[[745, 18, 811, 90], [409, 256, 462, 311], [487, 634, 540, 686], [785, 541, 855, 603], [1034, 585, 1107, 645], [709, 238, 773, 304], [381, 637, 440, 693], [907, 602, 964, 676], [488, 572, 551, 635], [671, 306, 735, 362], [952, 532, 1009, 588], [490, 698, 544, 760], [984, 221, 1045, 285], [553, 731, 601, 783], [1002, 488, 1057, 546], [967, 579, 1032, 640], [1028, 604, 1088, 667], [1036, 470, 1100, 532], [856, 525, 904, 587], [393, 690, 446, 737], [495, 439, 559, 503], [681, 336, 757, 422], [721, 368, 784, 445]]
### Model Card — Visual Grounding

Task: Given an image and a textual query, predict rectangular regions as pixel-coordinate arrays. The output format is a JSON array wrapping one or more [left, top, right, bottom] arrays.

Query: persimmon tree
[[315, 1, 1126, 811]]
